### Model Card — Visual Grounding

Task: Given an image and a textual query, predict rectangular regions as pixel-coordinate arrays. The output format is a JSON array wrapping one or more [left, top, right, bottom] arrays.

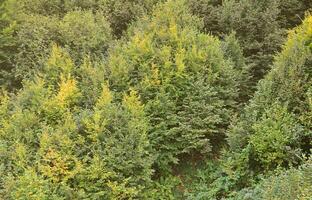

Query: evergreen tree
[[0, 46, 154, 199], [188, 0, 312, 93], [235, 156, 312, 200], [0, 0, 311, 198], [222, 14, 312, 196], [108, 0, 241, 171], [82, 86, 153, 198], [0, 0, 113, 90], [99, 0, 158, 37], [228, 15, 312, 153]]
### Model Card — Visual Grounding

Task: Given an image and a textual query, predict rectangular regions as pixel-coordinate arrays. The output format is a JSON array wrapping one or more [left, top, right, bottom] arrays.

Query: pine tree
[[0, 42, 156, 199]]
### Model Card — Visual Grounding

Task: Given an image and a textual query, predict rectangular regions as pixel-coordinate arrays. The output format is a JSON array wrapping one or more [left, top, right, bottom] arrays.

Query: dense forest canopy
[[0, 0, 311, 199]]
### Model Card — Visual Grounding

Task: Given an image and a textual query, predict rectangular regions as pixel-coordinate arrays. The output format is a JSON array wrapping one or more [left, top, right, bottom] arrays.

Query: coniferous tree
[[0, 0, 113, 90], [108, 0, 242, 171], [222, 14, 312, 195], [0, 45, 154, 199], [235, 156, 312, 200], [0, 0, 311, 198], [183, 14, 312, 200], [227, 15, 312, 153], [82, 86, 153, 198], [188, 0, 312, 94]]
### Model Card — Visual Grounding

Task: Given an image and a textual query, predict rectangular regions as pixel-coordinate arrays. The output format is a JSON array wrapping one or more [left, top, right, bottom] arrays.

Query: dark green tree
[[188, 0, 312, 93], [108, 0, 242, 171]]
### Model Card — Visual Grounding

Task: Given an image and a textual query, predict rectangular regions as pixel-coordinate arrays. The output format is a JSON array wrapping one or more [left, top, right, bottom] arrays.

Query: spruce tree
[[223, 15, 312, 193], [0, 45, 154, 199], [228, 15, 312, 153], [108, 0, 241, 170], [188, 0, 312, 94]]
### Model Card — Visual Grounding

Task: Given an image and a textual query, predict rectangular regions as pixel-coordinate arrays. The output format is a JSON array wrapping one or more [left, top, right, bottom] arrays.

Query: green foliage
[[228, 15, 312, 153], [0, 45, 154, 199], [221, 32, 251, 103], [5, 169, 63, 200], [144, 175, 181, 199], [13, 10, 111, 81], [188, 0, 312, 90], [108, 0, 241, 171], [59, 10, 112, 60], [302, 86, 312, 133], [279, 0, 312, 29], [187, 0, 280, 84], [0, 0, 163, 90], [100, 0, 158, 37], [250, 103, 304, 170], [184, 160, 226, 199], [0, 0, 311, 198], [7, 0, 99, 16], [235, 156, 312, 200], [84, 86, 153, 193], [221, 14, 312, 198], [254, 157, 312, 200], [0, 0, 112, 90], [75, 57, 106, 107], [0, 0, 17, 89]]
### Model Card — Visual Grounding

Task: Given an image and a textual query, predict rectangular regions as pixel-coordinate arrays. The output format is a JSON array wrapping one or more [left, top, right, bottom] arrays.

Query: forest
[[0, 0, 311, 199]]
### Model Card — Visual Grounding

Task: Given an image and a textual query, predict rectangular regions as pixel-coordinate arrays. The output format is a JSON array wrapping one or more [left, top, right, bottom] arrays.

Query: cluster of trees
[[186, 14, 312, 199], [188, 0, 312, 91], [0, 0, 311, 199]]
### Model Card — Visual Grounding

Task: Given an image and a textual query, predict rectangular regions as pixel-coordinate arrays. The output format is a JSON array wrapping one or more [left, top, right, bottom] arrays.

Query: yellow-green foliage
[[75, 57, 106, 107], [2, 1, 112, 84], [0, 0, 311, 199], [84, 85, 153, 196], [108, 0, 241, 170], [250, 103, 304, 170], [44, 44, 74, 83], [6, 169, 63, 200], [0, 45, 153, 199]]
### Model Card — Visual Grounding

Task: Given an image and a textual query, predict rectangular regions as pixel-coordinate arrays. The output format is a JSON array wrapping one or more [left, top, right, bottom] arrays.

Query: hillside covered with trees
[[0, 0, 311, 199]]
